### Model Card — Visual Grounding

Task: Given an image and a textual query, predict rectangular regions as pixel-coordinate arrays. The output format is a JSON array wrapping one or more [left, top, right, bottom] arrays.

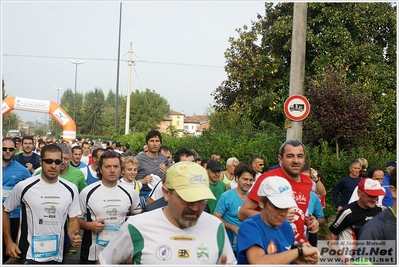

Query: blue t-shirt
[[382, 173, 393, 207], [306, 191, 324, 239], [308, 191, 324, 219], [85, 166, 99, 185], [237, 214, 295, 264], [214, 189, 245, 252], [332, 175, 361, 208], [69, 161, 88, 169], [2, 160, 32, 218]]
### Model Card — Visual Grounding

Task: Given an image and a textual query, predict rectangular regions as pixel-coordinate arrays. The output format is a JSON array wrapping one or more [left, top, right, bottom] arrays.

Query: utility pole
[[286, 2, 308, 141], [125, 42, 133, 135]]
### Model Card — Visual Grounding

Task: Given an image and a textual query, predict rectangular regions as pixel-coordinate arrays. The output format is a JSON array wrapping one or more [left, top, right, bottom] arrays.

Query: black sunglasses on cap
[[2, 147, 15, 152], [42, 158, 63, 165]]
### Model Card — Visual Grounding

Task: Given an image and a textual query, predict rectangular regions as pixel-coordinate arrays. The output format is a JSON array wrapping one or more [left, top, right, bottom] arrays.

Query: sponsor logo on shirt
[[364, 216, 373, 221], [41, 196, 60, 199], [156, 244, 172, 261], [44, 205, 56, 214], [170, 235, 195, 241], [106, 208, 118, 217], [267, 240, 277, 254], [294, 192, 307, 205], [178, 249, 190, 258], [196, 245, 209, 262]]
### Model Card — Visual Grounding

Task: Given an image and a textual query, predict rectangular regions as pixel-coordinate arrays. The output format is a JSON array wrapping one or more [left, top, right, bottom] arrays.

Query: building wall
[[170, 114, 184, 131], [158, 110, 209, 137], [158, 120, 171, 134]]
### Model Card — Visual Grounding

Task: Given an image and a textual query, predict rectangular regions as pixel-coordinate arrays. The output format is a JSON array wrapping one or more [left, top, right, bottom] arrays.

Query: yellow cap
[[165, 161, 216, 202]]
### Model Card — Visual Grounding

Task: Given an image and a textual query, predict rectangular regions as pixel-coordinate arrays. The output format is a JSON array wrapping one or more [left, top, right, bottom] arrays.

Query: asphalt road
[[4, 247, 80, 265], [4, 230, 82, 265]]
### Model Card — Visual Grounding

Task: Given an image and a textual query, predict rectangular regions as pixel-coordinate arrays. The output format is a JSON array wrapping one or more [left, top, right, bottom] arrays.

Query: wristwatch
[[291, 243, 304, 258]]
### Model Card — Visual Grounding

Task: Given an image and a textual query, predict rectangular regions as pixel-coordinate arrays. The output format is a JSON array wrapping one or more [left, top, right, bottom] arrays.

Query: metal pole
[[115, 2, 122, 131], [73, 64, 78, 122], [69, 60, 85, 123], [286, 2, 308, 141]]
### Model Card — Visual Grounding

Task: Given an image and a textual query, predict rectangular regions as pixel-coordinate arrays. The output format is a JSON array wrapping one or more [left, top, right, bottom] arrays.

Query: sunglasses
[[42, 158, 63, 165], [2, 147, 15, 152]]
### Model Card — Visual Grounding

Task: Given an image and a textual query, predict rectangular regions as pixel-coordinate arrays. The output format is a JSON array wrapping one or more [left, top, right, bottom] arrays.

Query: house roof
[[184, 115, 208, 123], [170, 110, 185, 116]]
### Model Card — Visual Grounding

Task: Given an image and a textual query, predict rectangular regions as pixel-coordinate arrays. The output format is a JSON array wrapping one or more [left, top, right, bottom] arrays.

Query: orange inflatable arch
[[2, 96, 76, 142]]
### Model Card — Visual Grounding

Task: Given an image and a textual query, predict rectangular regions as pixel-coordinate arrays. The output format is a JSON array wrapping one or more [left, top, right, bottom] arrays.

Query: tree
[[102, 90, 126, 135], [2, 78, 21, 135], [128, 89, 170, 132], [105, 89, 116, 107], [80, 88, 106, 135], [59, 88, 75, 119], [304, 66, 372, 156], [211, 2, 396, 150]]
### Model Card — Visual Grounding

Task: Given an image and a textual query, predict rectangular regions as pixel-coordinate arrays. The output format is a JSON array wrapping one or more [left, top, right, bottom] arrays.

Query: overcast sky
[[2, 1, 267, 123]]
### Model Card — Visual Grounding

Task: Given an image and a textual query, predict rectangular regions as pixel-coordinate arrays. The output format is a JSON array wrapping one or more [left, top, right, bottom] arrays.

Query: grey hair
[[226, 157, 239, 167], [278, 139, 305, 157], [57, 143, 71, 155]]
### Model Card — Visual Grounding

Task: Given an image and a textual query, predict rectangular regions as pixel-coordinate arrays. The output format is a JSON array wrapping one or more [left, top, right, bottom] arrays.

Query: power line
[[2, 53, 224, 69], [2, 54, 115, 61]]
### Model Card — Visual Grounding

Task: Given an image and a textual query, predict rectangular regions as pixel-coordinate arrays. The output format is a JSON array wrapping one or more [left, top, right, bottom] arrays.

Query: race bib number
[[96, 225, 120, 246], [32, 235, 58, 258]]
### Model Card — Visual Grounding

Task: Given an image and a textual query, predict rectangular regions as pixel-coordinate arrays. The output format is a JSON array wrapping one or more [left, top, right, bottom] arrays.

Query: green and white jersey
[[98, 208, 236, 264]]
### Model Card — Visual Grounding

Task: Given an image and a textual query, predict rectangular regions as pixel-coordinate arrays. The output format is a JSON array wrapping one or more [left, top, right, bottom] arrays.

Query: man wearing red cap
[[326, 178, 386, 263]]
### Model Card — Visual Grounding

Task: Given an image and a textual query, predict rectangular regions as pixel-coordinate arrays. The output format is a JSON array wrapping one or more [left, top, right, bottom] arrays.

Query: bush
[[114, 130, 396, 227]]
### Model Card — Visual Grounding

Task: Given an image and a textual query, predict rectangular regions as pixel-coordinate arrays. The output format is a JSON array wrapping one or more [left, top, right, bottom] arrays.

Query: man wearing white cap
[[237, 176, 320, 264], [326, 178, 386, 263], [239, 140, 317, 242], [98, 161, 236, 265]]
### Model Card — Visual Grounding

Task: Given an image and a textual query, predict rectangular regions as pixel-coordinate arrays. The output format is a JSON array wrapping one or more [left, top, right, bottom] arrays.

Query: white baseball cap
[[358, 178, 386, 196], [257, 176, 298, 209]]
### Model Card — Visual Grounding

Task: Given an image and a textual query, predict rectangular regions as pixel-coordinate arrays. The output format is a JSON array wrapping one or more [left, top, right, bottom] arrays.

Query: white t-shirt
[[119, 178, 143, 190], [98, 208, 237, 265], [78, 181, 142, 261], [348, 185, 385, 207], [81, 155, 90, 165], [3, 175, 80, 263], [147, 179, 164, 201], [228, 180, 238, 190]]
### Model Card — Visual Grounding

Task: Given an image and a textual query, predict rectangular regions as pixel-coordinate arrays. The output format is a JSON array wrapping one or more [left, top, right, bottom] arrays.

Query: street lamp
[[54, 87, 64, 104], [69, 59, 85, 122]]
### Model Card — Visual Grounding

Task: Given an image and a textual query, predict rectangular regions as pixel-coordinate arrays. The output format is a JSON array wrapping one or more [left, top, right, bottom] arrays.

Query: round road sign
[[284, 94, 310, 121]]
